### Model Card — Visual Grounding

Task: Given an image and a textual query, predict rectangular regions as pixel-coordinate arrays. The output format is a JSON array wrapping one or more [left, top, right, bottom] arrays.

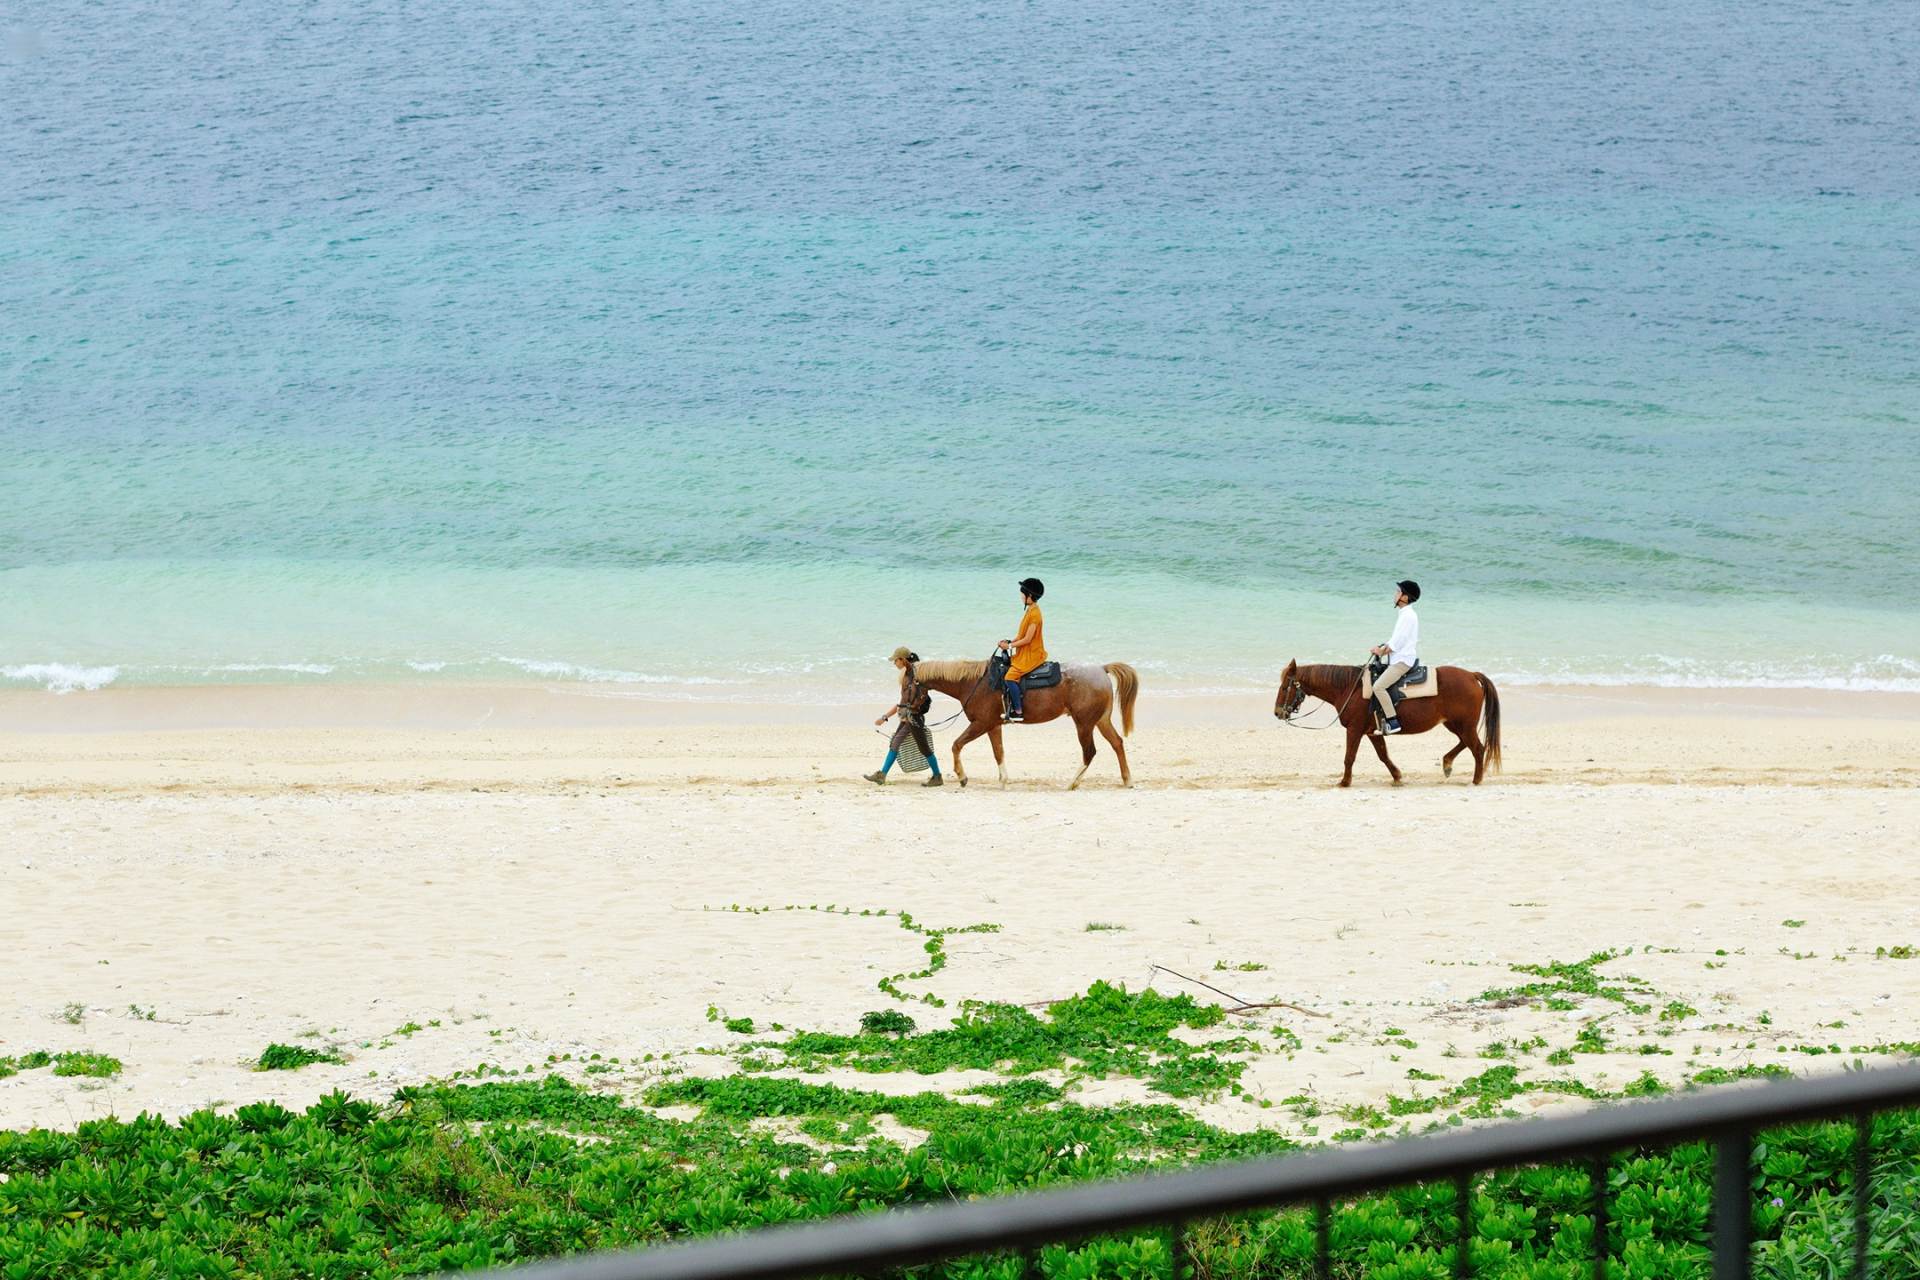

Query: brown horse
[[1273, 660, 1502, 787], [914, 659, 1139, 788]]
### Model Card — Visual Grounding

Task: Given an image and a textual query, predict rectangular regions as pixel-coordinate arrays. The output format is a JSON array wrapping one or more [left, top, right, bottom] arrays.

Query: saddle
[[1365, 659, 1436, 706], [1019, 661, 1062, 690]]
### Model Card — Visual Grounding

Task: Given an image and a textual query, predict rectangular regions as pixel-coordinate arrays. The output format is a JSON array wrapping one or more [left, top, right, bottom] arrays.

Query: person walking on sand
[[997, 577, 1049, 723], [1369, 580, 1421, 735], [865, 647, 944, 786]]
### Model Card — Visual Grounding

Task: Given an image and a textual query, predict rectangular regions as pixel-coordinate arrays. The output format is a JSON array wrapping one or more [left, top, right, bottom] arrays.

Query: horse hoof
[[1442, 762, 1453, 778], [1391, 776, 1404, 787], [957, 778, 968, 789]]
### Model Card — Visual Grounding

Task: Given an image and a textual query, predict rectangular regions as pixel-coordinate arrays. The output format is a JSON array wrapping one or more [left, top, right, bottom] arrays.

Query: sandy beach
[[4, 682, 1918, 1135]]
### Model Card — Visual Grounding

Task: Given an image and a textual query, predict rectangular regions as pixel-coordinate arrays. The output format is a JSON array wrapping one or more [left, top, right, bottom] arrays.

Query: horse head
[[1274, 659, 1304, 720]]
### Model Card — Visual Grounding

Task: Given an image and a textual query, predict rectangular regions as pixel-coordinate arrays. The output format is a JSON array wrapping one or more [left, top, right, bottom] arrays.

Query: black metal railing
[[489, 1061, 1920, 1280]]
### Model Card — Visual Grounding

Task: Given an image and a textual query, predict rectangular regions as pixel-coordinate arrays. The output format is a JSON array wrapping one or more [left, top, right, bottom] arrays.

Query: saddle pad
[[1019, 661, 1063, 690], [1363, 664, 1440, 700]]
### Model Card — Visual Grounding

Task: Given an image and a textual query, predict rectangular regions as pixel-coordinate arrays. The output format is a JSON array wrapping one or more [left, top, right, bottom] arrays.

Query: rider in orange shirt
[[998, 577, 1047, 722]]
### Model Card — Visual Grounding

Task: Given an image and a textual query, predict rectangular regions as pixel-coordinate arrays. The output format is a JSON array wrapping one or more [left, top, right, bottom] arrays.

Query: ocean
[[3, 0, 1917, 697]]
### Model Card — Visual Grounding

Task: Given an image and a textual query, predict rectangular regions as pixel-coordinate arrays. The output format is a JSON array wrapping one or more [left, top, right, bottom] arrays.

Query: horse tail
[[1476, 672, 1502, 774], [1105, 662, 1139, 736]]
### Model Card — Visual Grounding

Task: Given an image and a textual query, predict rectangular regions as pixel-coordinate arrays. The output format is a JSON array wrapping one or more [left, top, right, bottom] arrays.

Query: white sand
[[2, 682, 1917, 1133]]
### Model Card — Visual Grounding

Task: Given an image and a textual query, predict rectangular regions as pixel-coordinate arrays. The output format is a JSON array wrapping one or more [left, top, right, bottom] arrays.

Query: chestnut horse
[[914, 659, 1139, 789], [1273, 660, 1502, 787]]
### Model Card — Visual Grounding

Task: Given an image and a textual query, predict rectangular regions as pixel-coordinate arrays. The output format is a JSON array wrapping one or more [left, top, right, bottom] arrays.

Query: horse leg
[[1465, 724, 1488, 784], [988, 725, 1008, 786], [1068, 718, 1097, 790], [950, 721, 988, 789], [1340, 724, 1362, 787], [1441, 724, 1471, 779], [1096, 713, 1131, 788], [1368, 730, 1403, 785]]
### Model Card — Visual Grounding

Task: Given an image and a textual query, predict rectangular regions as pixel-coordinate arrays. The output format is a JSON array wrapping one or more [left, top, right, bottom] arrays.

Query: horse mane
[[1300, 663, 1363, 690], [914, 658, 987, 684]]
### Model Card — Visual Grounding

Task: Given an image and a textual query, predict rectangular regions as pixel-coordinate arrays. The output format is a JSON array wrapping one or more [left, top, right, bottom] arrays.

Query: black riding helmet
[[1396, 579, 1421, 603], [1018, 577, 1045, 601]]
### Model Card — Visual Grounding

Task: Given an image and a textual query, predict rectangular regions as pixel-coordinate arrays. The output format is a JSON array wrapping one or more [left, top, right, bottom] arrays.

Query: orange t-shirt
[[1008, 605, 1047, 677]]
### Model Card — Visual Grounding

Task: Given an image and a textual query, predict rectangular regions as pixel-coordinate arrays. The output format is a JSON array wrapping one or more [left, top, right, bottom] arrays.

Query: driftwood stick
[[1149, 964, 1249, 1006], [1148, 965, 1331, 1019], [1223, 1000, 1332, 1020]]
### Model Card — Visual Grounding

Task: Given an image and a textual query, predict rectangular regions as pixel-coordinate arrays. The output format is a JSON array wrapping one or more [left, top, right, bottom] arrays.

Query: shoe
[[1381, 718, 1402, 736], [863, 770, 887, 784], [1004, 711, 1024, 723], [922, 775, 944, 787]]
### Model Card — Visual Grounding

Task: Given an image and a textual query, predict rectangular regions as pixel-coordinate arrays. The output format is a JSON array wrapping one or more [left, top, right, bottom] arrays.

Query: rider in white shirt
[[1369, 580, 1421, 734]]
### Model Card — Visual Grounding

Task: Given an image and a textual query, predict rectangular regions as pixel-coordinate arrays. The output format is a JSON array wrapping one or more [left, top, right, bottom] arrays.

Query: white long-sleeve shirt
[[1387, 606, 1419, 667]]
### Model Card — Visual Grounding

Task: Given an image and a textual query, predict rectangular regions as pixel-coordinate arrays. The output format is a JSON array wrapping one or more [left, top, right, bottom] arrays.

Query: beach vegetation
[[706, 904, 1000, 1008], [859, 1010, 917, 1035], [1, 1051, 121, 1081], [255, 1043, 345, 1071], [1477, 949, 1656, 1014], [757, 982, 1248, 1100], [5, 1074, 1915, 1278]]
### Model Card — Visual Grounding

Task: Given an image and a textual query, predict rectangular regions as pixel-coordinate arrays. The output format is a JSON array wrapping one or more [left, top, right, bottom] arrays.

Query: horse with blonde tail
[[1274, 659, 1502, 787], [914, 660, 1139, 788]]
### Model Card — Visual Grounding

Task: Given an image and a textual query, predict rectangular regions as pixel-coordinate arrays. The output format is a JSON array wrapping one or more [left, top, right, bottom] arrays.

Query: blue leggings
[[1001, 676, 1024, 716]]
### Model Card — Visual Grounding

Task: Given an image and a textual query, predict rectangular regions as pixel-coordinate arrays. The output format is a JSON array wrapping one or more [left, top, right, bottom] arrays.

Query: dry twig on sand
[[1147, 965, 1331, 1019]]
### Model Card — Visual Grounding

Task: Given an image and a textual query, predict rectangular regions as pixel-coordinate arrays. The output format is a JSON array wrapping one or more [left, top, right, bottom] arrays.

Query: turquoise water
[[3, 1, 1917, 695]]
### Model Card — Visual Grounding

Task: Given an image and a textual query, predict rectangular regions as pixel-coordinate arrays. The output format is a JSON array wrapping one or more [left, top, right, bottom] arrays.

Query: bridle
[[1274, 661, 1366, 731]]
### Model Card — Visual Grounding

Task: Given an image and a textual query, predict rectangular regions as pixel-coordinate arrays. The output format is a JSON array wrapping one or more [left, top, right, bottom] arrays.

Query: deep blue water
[[3, 0, 1917, 692]]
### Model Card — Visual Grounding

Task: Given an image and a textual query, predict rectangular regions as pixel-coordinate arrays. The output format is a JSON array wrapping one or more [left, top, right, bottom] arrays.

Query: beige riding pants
[[1372, 662, 1410, 726]]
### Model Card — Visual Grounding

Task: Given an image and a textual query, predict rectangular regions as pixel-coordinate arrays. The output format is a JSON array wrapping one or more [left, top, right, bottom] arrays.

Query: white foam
[[494, 657, 740, 685], [1, 663, 122, 694], [405, 660, 449, 673]]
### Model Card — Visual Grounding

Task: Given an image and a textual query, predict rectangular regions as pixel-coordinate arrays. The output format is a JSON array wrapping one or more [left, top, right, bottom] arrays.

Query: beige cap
[[890, 646, 913, 662]]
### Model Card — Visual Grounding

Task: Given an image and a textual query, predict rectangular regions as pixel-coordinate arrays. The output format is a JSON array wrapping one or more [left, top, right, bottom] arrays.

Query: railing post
[[1713, 1129, 1753, 1280], [1453, 1173, 1473, 1278], [1314, 1196, 1332, 1280], [1169, 1220, 1192, 1280], [1590, 1153, 1609, 1280], [1853, 1110, 1872, 1280]]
